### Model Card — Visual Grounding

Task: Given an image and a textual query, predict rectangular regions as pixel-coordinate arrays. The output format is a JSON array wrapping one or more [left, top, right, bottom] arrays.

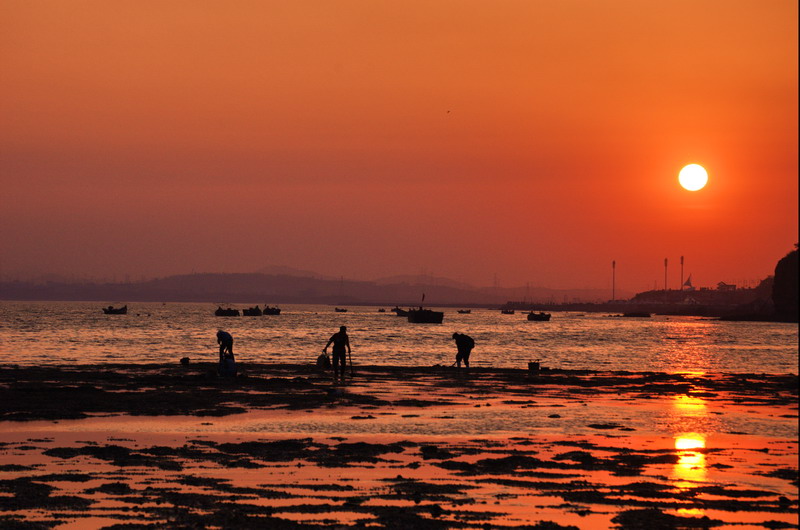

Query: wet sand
[[0, 364, 797, 529]]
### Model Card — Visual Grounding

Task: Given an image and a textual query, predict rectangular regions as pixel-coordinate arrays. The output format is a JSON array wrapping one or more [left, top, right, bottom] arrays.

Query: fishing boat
[[215, 307, 240, 317], [622, 312, 651, 318], [501, 309, 515, 315], [263, 306, 281, 315], [407, 308, 444, 324], [457, 309, 471, 314], [102, 305, 127, 315], [527, 312, 551, 321], [242, 306, 262, 316], [377, 308, 386, 312], [334, 307, 348, 313]]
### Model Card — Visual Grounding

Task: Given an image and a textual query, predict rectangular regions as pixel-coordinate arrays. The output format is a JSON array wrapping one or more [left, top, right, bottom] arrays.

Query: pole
[[680, 256, 684, 291], [612, 260, 616, 301], [664, 258, 668, 303]]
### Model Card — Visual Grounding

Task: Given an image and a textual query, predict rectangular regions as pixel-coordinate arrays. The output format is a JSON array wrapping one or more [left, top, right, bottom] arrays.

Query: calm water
[[0, 301, 797, 373]]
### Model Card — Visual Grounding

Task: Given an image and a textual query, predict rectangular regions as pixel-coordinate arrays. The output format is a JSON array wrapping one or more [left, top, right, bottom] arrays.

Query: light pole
[[612, 260, 616, 301]]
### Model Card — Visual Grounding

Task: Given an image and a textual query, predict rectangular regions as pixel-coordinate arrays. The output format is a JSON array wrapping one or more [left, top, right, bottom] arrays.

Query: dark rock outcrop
[[772, 248, 798, 322]]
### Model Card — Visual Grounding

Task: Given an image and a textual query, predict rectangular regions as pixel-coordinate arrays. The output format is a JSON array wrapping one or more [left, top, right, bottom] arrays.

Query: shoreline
[[1, 363, 797, 528]]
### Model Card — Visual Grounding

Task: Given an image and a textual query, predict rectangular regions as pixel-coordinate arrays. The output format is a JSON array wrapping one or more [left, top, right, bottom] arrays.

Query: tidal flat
[[0, 364, 797, 529]]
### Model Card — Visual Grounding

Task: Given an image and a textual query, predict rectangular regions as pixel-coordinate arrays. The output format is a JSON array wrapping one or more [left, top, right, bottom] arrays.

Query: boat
[[334, 307, 348, 313], [622, 312, 651, 318], [457, 309, 471, 314], [407, 308, 444, 324], [263, 306, 281, 315], [242, 306, 262, 316], [215, 307, 240, 317], [527, 312, 551, 321], [377, 308, 386, 312], [391, 306, 409, 317], [501, 309, 515, 315], [102, 305, 127, 315]]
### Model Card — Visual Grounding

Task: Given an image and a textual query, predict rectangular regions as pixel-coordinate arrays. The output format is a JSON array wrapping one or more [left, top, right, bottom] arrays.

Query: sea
[[0, 301, 797, 374]]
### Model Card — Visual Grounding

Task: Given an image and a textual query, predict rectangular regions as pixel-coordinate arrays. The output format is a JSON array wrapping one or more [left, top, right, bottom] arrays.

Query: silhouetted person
[[452, 332, 474, 368], [323, 326, 351, 379], [216, 330, 236, 377], [217, 330, 233, 362]]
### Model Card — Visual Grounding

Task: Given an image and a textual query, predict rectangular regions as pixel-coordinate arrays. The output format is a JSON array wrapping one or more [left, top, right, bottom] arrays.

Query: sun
[[679, 164, 708, 191]]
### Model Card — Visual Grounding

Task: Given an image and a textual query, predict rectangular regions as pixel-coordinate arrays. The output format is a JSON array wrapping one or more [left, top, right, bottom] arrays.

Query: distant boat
[[263, 306, 281, 315], [242, 306, 262, 316], [377, 308, 386, 312], [501, 309, 515, 315], [391, 306, 409, 317], [527, 312, 551, 321], [407, 308, 444, 324], [334, 307, 348, 313], [622, 312, 651, 318], [215, 307, 240, 317], [102, 305, 127, 315], [457, 309, 471, 314]]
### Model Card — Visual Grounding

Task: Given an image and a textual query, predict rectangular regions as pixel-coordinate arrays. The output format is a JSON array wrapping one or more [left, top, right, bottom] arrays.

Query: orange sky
[[1, 1, 797, 292]]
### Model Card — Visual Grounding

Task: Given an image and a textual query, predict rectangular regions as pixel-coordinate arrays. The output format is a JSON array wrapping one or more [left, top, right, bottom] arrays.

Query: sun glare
[[679, 164, 708, 191]]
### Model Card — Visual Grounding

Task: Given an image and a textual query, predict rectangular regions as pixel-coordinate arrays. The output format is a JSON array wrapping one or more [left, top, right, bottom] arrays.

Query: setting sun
[[679, 164, 709, 191]]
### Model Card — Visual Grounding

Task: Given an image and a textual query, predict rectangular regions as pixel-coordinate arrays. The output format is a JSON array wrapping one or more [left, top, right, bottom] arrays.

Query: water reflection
[[658, 320, 714, 373], [673, 433, 707, 487]]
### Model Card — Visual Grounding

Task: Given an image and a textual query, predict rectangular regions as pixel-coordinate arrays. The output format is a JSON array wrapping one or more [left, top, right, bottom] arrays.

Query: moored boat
[[407, 308, 444, 324], [334, 307, 348, 313], [527, 312, 551, 321], [242, 306, 262, 316], [215, 307, 240, 317], [263, 306, 281, 315], [102, 305, 127, 315], [391, 306, 409, 317], [457, 309, 471, 314], [501, 309, 515, 315]]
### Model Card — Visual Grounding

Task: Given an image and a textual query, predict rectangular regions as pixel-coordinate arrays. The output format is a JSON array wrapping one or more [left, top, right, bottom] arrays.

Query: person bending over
[[452, 332, 475, 368]]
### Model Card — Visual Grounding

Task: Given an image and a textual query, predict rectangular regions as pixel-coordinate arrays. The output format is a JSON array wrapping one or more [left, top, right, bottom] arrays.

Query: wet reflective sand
[[0, 364, 797, 529]]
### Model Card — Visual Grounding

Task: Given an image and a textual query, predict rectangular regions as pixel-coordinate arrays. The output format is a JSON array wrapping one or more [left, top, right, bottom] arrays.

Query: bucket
[[528, 361, 540, 372]]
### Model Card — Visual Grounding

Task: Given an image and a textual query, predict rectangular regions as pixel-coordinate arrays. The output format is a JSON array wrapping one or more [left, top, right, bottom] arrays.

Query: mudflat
[[0, 364, 797, 529]]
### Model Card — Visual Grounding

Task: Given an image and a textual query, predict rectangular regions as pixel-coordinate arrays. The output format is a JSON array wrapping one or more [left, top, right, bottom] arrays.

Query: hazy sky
[[1, 1, 797, 291]]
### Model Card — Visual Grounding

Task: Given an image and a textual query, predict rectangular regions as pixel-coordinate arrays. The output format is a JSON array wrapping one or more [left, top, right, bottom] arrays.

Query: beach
[[0, 364, 797, 529]]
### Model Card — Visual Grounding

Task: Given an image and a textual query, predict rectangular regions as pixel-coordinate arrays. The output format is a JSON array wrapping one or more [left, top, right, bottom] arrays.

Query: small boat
[[377, 308, 386, 312], [457, 309, 471, 314], [391, 306, 409, 317], [334, 307, 348, 313], [501, 309, 515, 315], [622, 312, 651, 318], [263, 306, 281, 315], [215, 307, 240, 317], [527, 312, 551, 321], [407, 308, 444, 324], [102, 305, 127, 315], [242, 306, 262, 316]]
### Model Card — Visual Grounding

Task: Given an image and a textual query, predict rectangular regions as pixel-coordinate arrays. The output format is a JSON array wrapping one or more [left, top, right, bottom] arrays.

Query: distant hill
[[0, 271, 623, 306]]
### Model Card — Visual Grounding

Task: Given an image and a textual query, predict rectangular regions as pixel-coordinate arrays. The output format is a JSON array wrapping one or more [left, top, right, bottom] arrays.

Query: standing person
[[323, 326, 351, 379], [452, 332, 475, 368]]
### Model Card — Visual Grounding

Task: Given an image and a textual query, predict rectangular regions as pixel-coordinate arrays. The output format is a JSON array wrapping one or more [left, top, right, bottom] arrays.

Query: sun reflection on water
[[673, 433, 707, 487]]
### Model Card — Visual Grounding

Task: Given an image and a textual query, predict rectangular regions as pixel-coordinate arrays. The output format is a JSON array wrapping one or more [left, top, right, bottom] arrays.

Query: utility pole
[[611, 260, 616, 301]]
